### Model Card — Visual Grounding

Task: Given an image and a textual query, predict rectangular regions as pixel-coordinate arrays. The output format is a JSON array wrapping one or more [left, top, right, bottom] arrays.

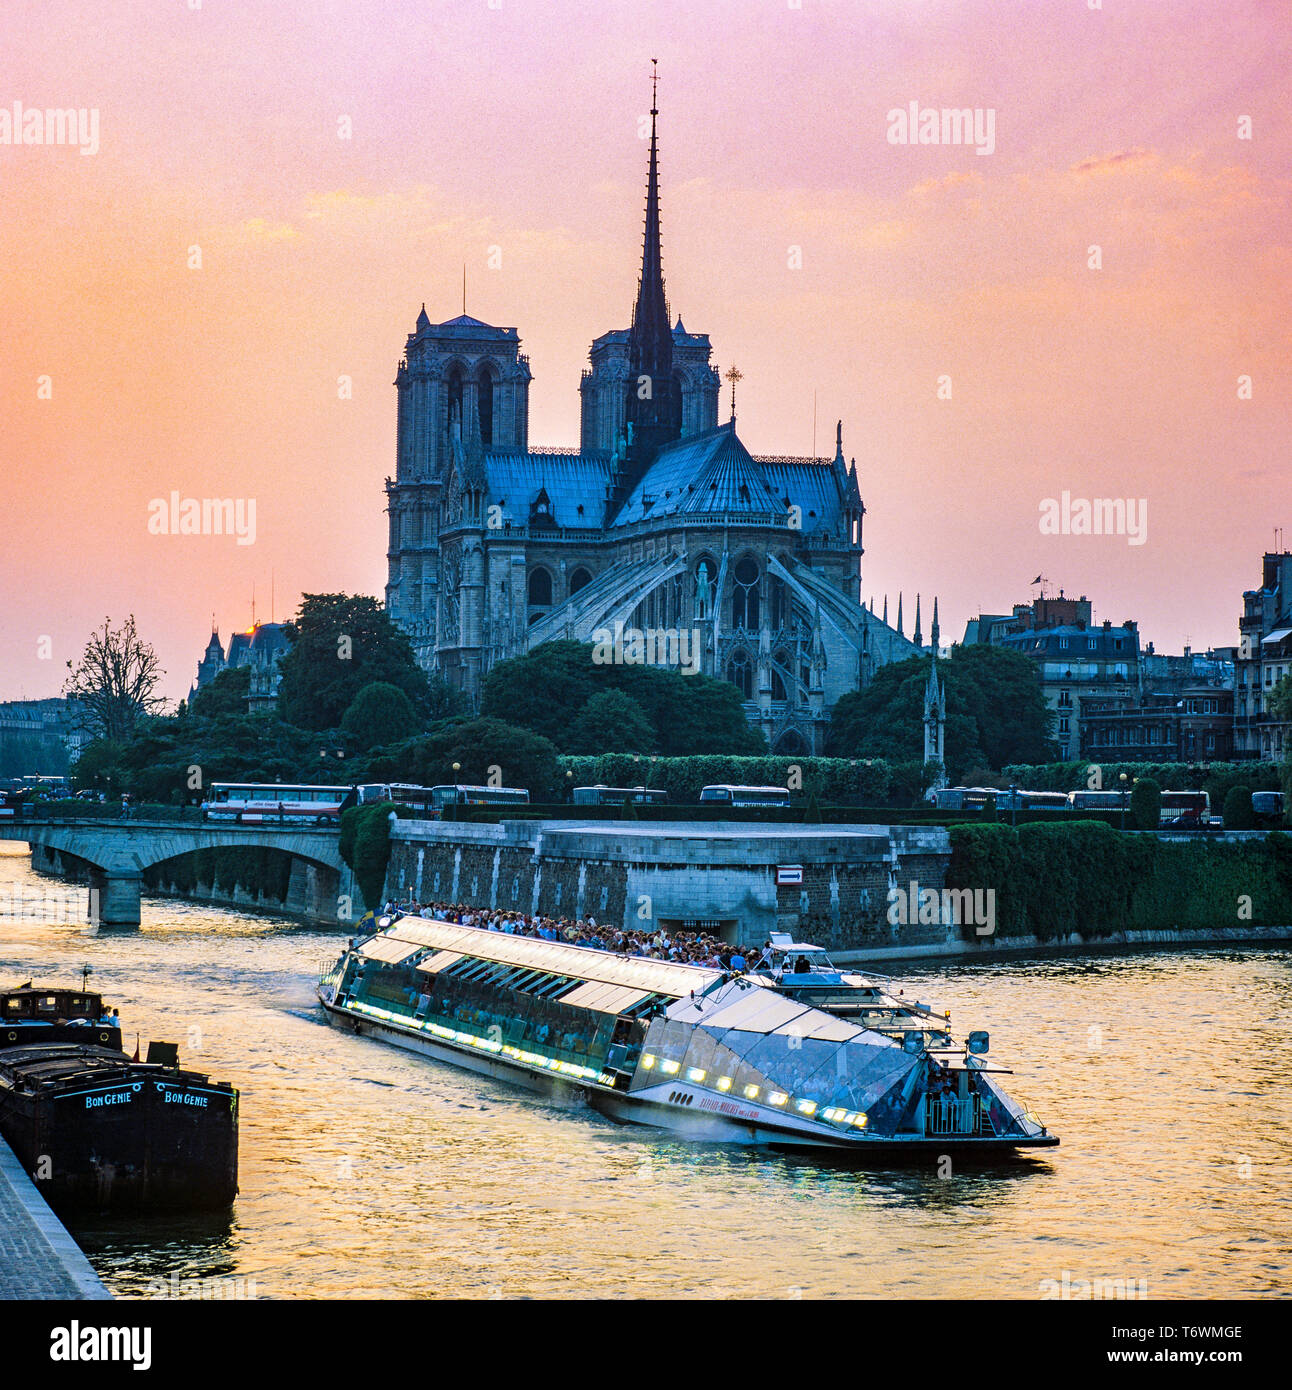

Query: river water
[[1, 843, 1288, 1300]]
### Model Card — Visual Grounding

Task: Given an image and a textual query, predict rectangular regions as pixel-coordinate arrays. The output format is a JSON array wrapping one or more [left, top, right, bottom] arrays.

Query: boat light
[[660, 1059, 681, 1075], [769, 1091, 788, 1107], [641, 1054, 656, 1069], [852, 1112, 868, 1128], [716, 1076, 732, 1092], [795, 1099, 817, 1117], [686, 1067, 706, 1083], [743, 1084, 760, 1100]]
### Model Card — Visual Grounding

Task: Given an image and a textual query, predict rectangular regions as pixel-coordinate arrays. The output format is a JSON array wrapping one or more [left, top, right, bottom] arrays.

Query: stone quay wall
[[384, 819, 954, 950]]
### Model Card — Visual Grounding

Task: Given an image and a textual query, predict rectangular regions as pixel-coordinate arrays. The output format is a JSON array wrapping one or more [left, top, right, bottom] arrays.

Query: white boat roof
[[373, 918, 722, 1001], [667, 978, 893, 1045]]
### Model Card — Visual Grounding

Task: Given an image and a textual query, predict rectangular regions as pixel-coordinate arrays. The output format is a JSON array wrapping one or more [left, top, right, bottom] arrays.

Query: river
[[1, 844, 1288, 1299]]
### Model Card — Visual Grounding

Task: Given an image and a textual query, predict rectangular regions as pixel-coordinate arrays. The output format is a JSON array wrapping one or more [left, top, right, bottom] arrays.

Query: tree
[[372, 718, 560, 799], [341, 682, 420, 752], [826, 646, 1055, 778], [624, 665, 766, 755], [480, 640, 765, 755], [566, 691, 655, 755], [1222, 785, 1255, 830], [276, 593, 429, 731], [426, 672, 471, 723], [1268, 675, 1292, 723], [480, 642, 604, 747], [63, 615, 167, 741], [1130, 776, 1162, 831], [188, 666, 251, 719]]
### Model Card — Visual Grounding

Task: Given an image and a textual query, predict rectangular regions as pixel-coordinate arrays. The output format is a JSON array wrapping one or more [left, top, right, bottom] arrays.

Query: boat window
[[37, 996, 59, 1013]]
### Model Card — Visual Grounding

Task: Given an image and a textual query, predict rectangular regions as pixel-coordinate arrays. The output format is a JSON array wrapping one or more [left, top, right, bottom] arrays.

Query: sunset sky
[[1, 0, 1288, 702]]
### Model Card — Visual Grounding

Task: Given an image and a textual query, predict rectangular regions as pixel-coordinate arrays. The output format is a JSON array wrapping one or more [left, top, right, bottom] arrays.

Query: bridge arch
[[0, 821, 349, 928]]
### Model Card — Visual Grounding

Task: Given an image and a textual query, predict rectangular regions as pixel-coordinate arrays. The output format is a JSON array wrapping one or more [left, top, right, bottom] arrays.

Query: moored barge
[[319, 919, 1058, 1155], [0, 987, 239, 1212]]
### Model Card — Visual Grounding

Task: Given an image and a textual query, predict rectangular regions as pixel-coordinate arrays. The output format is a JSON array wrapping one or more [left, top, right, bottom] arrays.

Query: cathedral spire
[[931, 596, 940, 652], [914, 594, 922, 648], [897, 593, 904, 637], [626, 58, 679, 456]]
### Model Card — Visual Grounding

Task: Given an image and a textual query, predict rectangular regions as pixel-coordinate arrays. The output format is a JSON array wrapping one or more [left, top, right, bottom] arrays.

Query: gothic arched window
[[732, 556, 760, 629], [528, 568, 552, 608], [447, 367, 465, 438], [569, 567, 592, 596], [726, 650, 753, 699], [477, 364, 496, 447], [769, 576, 789, 630], [771, 648, 790, 703]]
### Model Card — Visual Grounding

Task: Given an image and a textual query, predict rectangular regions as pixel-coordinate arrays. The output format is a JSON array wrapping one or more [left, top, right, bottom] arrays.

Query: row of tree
[[65, 594, 1277, 810]]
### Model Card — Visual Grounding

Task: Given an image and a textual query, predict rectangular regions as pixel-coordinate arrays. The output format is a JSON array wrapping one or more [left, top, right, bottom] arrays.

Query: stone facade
[[1235, 550, 1292, 761], [384, 819, 954, 951]]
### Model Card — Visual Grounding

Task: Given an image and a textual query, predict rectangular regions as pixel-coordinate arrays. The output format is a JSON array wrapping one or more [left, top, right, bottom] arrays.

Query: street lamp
[[1119, 772, 1129, 830], [1010, 781, 1019, 828]]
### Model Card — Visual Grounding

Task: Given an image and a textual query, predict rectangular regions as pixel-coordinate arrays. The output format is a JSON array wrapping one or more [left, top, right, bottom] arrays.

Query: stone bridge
[[0, 818, 350, 927]]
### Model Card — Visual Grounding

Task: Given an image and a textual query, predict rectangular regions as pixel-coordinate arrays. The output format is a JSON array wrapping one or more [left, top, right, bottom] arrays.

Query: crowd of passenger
[[379, 899, 760, 972]]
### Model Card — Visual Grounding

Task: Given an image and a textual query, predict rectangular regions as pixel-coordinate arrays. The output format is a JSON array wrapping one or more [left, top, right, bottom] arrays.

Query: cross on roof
[[725, 364, 743, 420]]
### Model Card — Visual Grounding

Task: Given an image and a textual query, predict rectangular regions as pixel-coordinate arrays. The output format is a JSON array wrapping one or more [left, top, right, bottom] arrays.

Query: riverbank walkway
[[0, 1135, 110, 1299]]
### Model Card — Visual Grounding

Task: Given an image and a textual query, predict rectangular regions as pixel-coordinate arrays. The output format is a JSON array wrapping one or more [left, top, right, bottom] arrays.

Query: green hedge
[[946, 822, 1292, 941], [340, 801, 395, 912], [451, 802, 1126, 828]]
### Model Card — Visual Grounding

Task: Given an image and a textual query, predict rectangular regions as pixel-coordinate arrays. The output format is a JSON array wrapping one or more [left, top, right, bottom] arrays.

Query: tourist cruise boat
[[749, 934, 954, 1038], [318, 920, 1058, 1154]]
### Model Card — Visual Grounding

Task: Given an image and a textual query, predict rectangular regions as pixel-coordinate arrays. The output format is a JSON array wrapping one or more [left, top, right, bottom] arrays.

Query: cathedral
[[384, 78, 921, 754]]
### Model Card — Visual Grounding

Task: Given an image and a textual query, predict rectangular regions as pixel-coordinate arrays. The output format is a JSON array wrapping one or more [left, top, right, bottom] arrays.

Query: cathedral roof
[[756, 457, 848, 538], [611, 422, 776, 526], [481, 449, 614, 529], [610, 422, 848, 535], [413, 312, 519, 341]]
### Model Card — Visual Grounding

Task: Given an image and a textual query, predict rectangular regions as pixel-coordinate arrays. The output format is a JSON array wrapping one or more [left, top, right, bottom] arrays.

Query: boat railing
[[925, 1095, 982, 1137]]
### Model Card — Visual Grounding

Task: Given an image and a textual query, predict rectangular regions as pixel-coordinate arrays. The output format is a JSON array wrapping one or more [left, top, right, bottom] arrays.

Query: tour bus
[[572, 786, 669, 807], [698, 784, 792, 809], [991, 788, 1070, 813], [200, 783, 352, 824], [1067, 787, 1210, 825], [352, 784, 440, 816], [428, 785, 531, 817], [931, 787, 999, 812], [1252, 790, 1285, 828]]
